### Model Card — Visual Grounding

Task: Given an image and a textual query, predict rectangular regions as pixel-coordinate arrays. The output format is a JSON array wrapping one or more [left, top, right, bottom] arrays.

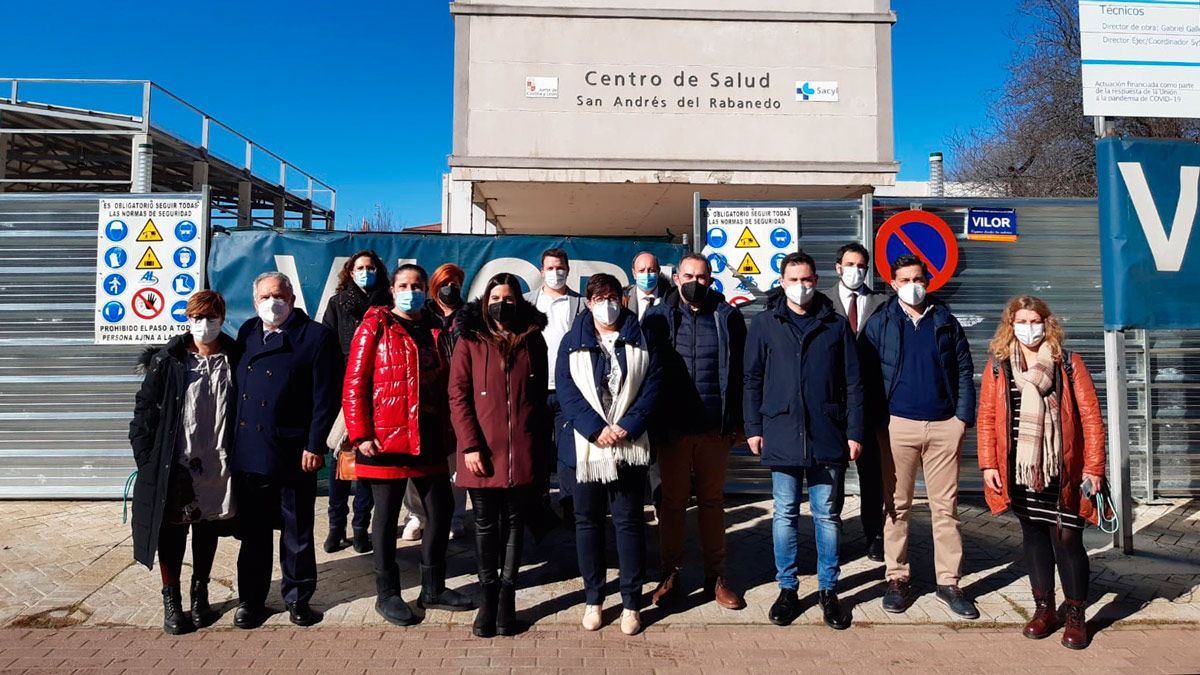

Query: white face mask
[[784, 282, 815, 306], [543, 269, 567, 291], [189, 318, 223, 345], [896, 282, 927, 307], [592, 299, 620, 326], [256, 298, 291, 327], [840, 266, 867, 290], [1014, 323, 1045, 347]]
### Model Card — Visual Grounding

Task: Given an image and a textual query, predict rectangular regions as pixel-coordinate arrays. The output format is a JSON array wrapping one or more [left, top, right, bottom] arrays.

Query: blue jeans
[[771, 465, 844, 591], [574, 465, 647, 610]]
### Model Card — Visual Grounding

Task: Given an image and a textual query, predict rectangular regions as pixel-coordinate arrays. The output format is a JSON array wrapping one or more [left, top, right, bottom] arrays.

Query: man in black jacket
[[232, 271, 341, 629], [642, 253, 746, 611]]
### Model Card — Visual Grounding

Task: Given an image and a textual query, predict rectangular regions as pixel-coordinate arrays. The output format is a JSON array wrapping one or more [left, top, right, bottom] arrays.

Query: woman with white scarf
[[556, 273, 662, 636], [977, 296, 1106, 650]]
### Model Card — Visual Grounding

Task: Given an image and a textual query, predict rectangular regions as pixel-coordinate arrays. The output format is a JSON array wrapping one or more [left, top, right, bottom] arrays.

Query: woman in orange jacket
[[977, 295, 1106, 650]]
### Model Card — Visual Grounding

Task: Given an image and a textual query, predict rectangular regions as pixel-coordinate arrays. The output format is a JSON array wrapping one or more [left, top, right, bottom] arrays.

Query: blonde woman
[[976, 296, 1106, 650]]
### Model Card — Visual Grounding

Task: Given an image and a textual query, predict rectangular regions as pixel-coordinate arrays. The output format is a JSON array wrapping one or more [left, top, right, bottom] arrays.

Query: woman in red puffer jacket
[[343, 263, 474, 626]]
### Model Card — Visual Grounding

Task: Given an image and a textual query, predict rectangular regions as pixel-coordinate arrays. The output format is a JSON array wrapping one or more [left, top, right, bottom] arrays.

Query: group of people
[[129, 242, 1106, 650]]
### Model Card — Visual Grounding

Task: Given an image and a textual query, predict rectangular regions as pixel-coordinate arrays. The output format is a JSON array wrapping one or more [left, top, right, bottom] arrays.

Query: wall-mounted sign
[[702, 205, 800, 305], [966, 207, 1019, 242], [525, 76, 559, 99], [795, 81, 839, 102]]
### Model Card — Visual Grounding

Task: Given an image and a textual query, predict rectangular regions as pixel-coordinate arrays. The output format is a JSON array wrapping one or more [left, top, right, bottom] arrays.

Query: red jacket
[[448, 301, 551, 489], [976, 351, 1106, 524], [343, 307, 450, 480]]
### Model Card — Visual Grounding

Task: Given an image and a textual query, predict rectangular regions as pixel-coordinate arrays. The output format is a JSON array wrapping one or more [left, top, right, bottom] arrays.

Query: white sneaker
[[400, 517, 423, 541], [620, 609, 641, 636], [581, 604, 602, 631]]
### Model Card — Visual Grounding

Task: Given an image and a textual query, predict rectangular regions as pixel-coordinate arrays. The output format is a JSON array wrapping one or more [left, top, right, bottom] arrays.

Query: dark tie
[[848, 293, 859, 334], [263, 331, 280, 345]]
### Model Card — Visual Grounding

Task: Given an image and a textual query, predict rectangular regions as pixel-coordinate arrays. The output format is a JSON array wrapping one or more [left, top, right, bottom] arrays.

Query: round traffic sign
[[175, 220, 198, 242], [102, 274, 126, 296], [708, 228, 728, 248], [101, 301, 125, 323], [105, 220, 129, 242], [131, 287, 166, 320], [769, 227, 792, 248], [874, 210, 960, 292]]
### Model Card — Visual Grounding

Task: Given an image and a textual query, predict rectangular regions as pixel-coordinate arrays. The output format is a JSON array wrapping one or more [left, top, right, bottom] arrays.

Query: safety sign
[[701, 203, 800, 306], [94, 197, 207, 344], [874, 210, 960, 293]]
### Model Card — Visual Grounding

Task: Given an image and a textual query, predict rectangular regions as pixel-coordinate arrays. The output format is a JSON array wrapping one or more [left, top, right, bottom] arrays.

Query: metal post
[[237, 181, 252, 229], [140, 82, 152, 131], [1104, 330, 1135, 553], [1139, 329, 1155, 501], [200, 117, 210, 150], [244, 141, 253, 173], [9, 80, 16, 103], [131, 134, 153, 193], [692, 191, 702, 252], [0, 131, 8, 193], [861, 192, 874, 286]]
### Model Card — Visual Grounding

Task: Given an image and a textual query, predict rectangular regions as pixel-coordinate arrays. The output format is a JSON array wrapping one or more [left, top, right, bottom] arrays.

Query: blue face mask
[[635, 272, 658, 292], [394, 290, 425, 313], [353, 269, 376, 289]]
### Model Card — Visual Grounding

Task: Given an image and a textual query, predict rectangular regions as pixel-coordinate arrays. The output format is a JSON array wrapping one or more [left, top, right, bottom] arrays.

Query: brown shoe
[[651, 570, 682, 606], [1022, 589, 1061, 639], [708, 576, 744, 610], [1060, 599, 1089, 650]]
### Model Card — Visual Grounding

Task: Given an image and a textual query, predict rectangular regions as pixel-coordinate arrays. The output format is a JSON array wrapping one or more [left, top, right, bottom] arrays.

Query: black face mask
[[437, 283, 463, 308], [488, 301, 516, 324], [680, 280, 710, 305]]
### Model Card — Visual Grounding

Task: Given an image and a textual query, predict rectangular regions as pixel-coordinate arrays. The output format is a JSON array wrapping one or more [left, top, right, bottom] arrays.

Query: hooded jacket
[[448, 300, 552, 489]]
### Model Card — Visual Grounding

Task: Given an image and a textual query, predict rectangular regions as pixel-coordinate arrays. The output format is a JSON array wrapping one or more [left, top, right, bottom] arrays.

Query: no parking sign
[[874, 210, 960, 292]]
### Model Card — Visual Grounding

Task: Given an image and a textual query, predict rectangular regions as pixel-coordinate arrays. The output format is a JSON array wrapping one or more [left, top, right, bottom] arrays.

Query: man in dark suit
[[822, 243, 888, 562], [232, 271, 341, 628]]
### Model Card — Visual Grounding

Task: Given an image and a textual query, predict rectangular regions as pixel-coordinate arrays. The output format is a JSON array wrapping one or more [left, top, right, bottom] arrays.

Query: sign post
[[700, 203, 800, 306]]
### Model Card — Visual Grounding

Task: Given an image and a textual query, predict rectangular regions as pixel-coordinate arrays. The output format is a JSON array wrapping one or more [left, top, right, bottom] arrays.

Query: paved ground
[[0, 495, 1197, 671], [2, 624, 1198, 674]]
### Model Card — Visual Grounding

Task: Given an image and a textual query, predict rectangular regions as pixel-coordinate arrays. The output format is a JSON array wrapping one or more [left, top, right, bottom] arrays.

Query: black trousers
[[1020, 517, 1089, 601], [855, 430, 885, 541], [327, 476, 374, 532], [236, 471, 318, 607], [469, 487, 532, 585], [157, 521, 220, 586], [369, 475, 453, 579]]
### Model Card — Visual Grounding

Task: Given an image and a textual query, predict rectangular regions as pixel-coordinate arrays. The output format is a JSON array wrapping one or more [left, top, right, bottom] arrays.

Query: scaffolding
[[0, 78, 336, 229]]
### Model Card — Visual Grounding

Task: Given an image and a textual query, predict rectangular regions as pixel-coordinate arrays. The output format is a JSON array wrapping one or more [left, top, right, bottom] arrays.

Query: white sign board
[[95, 197, 207, 344], [701, 206, 800, 306], [525, 76, 559, 99], [1079, 0, 1200, 118]]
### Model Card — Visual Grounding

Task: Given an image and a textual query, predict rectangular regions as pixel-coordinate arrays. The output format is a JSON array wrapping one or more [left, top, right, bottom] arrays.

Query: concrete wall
[[451, 3, 895, 173]]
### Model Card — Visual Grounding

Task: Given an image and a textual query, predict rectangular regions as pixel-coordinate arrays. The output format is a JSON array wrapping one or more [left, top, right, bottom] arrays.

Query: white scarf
[[568, 332, 651, 483]]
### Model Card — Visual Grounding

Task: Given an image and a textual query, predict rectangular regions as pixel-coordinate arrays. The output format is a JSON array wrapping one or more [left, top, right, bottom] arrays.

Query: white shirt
[[837, 282, 870, 332], [536, 290, 572, 390], [635, 289, 660, 319]]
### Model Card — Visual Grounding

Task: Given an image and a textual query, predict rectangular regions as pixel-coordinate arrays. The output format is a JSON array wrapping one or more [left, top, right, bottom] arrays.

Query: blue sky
[[1, 1, 1024, 228]]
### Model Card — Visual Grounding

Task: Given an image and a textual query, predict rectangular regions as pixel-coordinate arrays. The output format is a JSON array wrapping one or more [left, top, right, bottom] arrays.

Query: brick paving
[[1, 624, 1198, 674], [1, 495, 1196, 648]]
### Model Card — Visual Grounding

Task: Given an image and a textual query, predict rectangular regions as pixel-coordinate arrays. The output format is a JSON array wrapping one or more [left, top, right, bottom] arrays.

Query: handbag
[[335, 445, 357, 481]]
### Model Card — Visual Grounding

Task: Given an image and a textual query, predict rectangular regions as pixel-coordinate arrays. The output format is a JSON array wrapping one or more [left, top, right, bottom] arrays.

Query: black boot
[[323, 527, 350, 553], [353, 528, 373, 554], [162, 585, 196, 635], [417, 563, 475, 611], [473, 580, 499, 638], [190, 578, 217, 628], [496, 579, 520, 636], [375, 571, 417, 626]]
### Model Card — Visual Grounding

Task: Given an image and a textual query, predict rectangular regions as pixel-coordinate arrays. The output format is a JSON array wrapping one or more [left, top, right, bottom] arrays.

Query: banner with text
[[1097, 137, 1200, 329], [207, 229, 684, 332]]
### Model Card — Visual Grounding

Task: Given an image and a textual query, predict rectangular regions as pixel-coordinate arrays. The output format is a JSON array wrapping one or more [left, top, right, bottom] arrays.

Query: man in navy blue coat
[[744, 252, 862, 630], [232, 271, 341, 629]]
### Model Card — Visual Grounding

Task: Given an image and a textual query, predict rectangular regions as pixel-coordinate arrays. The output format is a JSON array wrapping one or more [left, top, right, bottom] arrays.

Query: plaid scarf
[[1010, 341, 1061, 491]]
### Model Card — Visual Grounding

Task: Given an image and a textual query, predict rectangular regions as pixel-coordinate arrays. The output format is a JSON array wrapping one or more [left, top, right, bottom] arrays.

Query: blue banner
[[207, 229, 685, 331], [1097, 137, 1200, 330]]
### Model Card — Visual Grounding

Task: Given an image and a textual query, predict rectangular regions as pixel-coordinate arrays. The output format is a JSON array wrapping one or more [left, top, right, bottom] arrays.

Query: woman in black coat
[[321, 249, 391, 553], [129, 291, 241, 635]]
